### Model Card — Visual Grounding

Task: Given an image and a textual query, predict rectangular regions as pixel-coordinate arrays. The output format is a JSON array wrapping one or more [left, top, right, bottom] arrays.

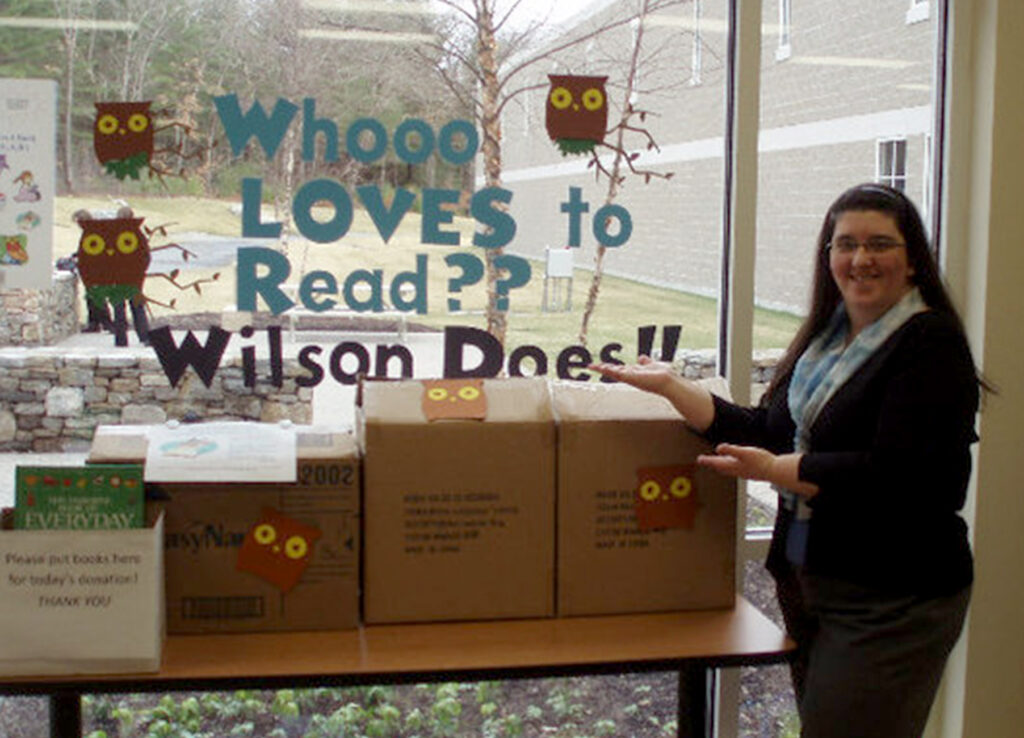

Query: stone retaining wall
[[0, 344, 782, 453], [0, 272, 79, 346], [675, 348, 783, 386], [0, 351, 313, 452]]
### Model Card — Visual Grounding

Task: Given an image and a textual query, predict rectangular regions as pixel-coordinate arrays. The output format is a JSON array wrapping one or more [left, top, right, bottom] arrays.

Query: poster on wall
[[0, 78, 56, 291]]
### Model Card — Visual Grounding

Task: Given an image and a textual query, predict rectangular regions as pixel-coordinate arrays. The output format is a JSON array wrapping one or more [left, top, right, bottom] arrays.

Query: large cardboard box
[[0, 516, 164, 676], [552, 382, 736, 616], [89, 425, 359, 633], [359, 377, 555, 623]]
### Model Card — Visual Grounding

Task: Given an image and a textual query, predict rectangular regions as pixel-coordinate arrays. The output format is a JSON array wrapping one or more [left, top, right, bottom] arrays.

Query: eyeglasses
[[827, 236, 905, 254]]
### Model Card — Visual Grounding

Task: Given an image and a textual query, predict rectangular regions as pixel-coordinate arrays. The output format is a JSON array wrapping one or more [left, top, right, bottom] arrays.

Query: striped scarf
[[777, 287, 927, 562]]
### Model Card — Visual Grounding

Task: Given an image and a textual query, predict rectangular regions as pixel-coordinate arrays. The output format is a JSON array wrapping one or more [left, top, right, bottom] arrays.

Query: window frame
[[690, 0, 704, 86], [876, 137, 909, 191], [776, 0, 792, 61], [907, 0, 931, 25]]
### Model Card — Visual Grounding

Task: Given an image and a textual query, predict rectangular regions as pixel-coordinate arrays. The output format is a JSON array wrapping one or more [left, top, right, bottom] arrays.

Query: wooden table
[[0, 597, 793, 738]]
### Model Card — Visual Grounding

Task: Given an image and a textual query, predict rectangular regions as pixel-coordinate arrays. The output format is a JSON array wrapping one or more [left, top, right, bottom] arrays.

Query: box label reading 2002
[[401, 492, 518, 555], [298, 463, 355, 487]]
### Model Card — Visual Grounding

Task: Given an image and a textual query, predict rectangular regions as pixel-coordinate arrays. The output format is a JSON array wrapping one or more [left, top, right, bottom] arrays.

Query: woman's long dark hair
[[765, 182, 976, 400]]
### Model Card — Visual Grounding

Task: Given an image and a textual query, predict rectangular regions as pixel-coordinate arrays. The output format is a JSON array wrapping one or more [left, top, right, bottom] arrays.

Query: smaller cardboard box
[[89, 425, 360, 634], [552, 382, 737, 617], [0, 515, 164, 676], [359, 377, 556, 624]]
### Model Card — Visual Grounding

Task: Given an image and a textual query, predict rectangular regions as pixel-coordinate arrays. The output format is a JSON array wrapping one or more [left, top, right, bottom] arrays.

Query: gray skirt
[[774, 566, 971, 738]]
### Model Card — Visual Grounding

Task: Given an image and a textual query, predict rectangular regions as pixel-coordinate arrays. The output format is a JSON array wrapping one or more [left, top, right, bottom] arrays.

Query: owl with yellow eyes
[[76, 215, 151, 310], [93, 101, 155, 181], [634, 464, 699, 532], [421, 378, 487, 421], [236, 508, 322, 593], [545, 74, 609, 156]]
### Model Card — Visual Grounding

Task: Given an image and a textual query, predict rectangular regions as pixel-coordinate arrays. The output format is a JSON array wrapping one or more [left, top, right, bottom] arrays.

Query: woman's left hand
[[697, 443, 775, 480], [697, 444, 820, 498]]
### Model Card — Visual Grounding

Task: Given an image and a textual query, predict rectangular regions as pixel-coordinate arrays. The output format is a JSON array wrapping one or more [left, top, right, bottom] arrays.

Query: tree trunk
[[60, 31, 77, 194], [477, 3, 508, 345], [579, 0, 651, 345]]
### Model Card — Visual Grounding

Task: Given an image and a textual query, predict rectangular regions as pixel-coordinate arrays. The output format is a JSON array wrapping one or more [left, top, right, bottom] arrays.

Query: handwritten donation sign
[[0, 516, 164, 676]]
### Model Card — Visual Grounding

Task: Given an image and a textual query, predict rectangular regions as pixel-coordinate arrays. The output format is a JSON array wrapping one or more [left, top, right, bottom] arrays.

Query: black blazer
[[705, 310, 978, 596]]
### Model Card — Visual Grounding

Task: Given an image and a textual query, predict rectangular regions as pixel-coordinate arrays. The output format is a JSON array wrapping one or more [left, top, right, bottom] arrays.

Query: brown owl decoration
[[92, 100, 210, 182], [421, 378, 487, 421], [236, 507, 322, 593], [93, 102, 156, 180], [73, 208, 219, 346], [634, 464, 699, 532], [546, 74, 609, 156], [76, 215, 151, 304]]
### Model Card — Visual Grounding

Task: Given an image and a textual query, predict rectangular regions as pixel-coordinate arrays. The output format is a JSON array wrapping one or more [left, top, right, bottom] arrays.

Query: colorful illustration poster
[[0, 78, 56, 290]]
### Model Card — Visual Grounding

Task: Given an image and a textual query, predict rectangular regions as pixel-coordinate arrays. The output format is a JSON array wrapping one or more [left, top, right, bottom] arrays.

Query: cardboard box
[[359, 377, 556, 624], [0, 515, 164, 676], [89, 425, 360, 634], [552, 382, 736, 616]]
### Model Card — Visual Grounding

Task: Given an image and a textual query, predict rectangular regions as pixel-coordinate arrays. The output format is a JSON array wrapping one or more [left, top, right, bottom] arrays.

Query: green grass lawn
[[55, 194, 801, 353]]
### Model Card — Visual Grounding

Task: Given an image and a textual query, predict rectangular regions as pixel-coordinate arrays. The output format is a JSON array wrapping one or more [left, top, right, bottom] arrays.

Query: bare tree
[[579, 0, 673, 344], [52, 0, 99, 193], [426, 0, 687, 347]]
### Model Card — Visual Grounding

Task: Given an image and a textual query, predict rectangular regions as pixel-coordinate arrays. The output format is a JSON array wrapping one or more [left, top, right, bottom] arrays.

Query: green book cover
[[14, 464, 145, 530]]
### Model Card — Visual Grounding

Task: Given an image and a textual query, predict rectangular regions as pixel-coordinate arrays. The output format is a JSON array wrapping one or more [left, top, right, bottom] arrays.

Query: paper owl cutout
[[421, 378, 487, 421], [76, 215, 151, 302], [92, 100, 210, 182], [93, 101, 155, 180], [72, 208, 219, 346], [546, 74, 609, 156], [634, 464, 699, 532], [236, 507, 322, 593], [1, 234, 28, 265]]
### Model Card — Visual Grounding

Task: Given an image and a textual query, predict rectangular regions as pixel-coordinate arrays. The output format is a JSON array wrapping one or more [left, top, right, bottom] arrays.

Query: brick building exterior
[[499, 0, 935, 316]]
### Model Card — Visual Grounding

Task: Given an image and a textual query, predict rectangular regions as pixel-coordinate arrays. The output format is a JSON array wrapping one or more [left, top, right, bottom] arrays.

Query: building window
[[690, 0, 703, 86], [921, 134, 933, 230], [907, 0, 930, 24], [877, 139, 908, 191], [776, 0, 792, 61]]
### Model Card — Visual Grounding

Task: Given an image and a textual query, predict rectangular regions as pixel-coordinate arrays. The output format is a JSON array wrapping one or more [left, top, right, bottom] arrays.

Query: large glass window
[[1, 0, 736, 734], [0, 0, 762, 416]]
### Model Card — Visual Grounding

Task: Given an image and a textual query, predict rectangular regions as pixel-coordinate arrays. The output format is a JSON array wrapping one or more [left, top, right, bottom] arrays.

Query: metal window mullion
[[717, 2, 762, 738], [720, 0, 760, 403], [929, 0, 950, 262]]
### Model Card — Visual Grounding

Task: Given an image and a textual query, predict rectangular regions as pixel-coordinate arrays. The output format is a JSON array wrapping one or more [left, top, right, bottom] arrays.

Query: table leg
[[49, 693, 81, 738], [678, 664, 715, 737]]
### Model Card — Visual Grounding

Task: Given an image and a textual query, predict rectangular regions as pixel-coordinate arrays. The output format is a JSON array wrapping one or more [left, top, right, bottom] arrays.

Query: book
[[14, 465, 145, 530]]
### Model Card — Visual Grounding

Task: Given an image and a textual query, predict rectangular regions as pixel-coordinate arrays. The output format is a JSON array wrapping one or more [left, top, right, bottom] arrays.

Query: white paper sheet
[[144, 422, 297, 482]]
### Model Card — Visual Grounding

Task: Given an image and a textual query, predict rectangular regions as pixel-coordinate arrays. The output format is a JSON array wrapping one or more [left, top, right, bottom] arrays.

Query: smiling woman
[[591, 182, 983, 738], [827, 209, 915, 336]]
